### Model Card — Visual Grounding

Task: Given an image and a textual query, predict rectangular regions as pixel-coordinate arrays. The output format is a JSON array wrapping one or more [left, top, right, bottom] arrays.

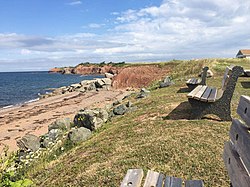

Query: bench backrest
[[221, 66, 233, 90], [223, 95, 250, 187], [200, 66, 209, 85]]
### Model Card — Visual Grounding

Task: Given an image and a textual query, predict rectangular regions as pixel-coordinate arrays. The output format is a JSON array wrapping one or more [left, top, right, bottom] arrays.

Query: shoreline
[[0, 88, 130, 154]]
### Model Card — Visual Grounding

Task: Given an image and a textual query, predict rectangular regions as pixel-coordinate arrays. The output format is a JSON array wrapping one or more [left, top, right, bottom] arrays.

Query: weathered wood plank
[[200, 87, 212, 102], [229, 119, 250, 174], [164, 176, 182, 187], [185, 180, 204, 187], [221, 66, 231, 89], [194, 86, 207, 100], [223, 141, 250, 187], [143, 170, 164, 187], [187, 85, 203, 98], [120, 169, 143, 187], [207, 87, 217, 102], [237, 95, 250, 127]]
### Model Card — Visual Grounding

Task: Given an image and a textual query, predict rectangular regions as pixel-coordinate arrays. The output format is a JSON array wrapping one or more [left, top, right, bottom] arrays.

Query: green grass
[[10, 58, 250, 186]]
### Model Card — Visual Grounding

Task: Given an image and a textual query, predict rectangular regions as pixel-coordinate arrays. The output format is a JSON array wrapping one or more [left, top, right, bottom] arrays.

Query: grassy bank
[[5, 58, 250, 186]]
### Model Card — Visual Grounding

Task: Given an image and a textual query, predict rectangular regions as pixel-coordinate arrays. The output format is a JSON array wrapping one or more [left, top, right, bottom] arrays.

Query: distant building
[[236, 49, 250, 58]]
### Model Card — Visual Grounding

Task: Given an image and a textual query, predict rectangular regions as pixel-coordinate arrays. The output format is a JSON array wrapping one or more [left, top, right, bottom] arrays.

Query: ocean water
[[0, 71, 103, 108]]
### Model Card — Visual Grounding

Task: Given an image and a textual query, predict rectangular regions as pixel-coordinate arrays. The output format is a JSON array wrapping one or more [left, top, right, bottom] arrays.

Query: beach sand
[[0, 89, 129, 154]]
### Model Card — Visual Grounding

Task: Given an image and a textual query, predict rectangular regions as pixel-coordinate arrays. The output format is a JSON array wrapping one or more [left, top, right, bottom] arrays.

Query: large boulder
[[73, 108, 109, 131], [48, 118, 71, 131], [17, 134, 40, 152], [68, 127, 91, 143]]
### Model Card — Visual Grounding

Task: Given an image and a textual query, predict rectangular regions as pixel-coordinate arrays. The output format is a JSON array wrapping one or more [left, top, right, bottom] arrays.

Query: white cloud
[[1, 0, 250, 71], [67, 1, 82, 6]]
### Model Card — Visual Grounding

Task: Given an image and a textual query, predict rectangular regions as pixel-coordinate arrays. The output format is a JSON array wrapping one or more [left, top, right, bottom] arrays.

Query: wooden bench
[[120, 169, 204, 187], [186, 67, 209, 91], [187, 65, 243, 121], [243, 69, 250, 77], [223, 95, 250, 187]]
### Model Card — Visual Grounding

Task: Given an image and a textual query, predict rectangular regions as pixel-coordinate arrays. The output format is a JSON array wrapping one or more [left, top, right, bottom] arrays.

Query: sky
[[0, 0, 249, 72]]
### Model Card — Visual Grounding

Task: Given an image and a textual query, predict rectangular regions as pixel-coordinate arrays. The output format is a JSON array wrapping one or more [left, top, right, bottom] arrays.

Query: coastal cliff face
[[112, 65, 170, 88], [72, 65, 121, 75], [49, 65, 122, 75], [49, 64, 171, 88]]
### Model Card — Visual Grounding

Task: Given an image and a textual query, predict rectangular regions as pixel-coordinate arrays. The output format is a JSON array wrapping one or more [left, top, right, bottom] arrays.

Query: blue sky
[[0, 0, 249, 72]]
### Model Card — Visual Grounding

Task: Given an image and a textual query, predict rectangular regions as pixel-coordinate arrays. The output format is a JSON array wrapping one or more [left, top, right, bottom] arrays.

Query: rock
[[113, 104, 128, 115], [159, 76, 174, 88], [126, 101, 132, 108], [137, 88, 150, 98], [48, 118, 71, 131], [78, 87, 86, 93], [207, 70, 214, 77], [70, 83, 81, 89], [87, 82, 96, 91], [17, 134, 40, 152], [73, 108, 109, 131], [68, 127, 91, 143], [105, 73, 114, 79], [95, 79, 105, 88], [199, 69, 213, 78], [102, 78, 112, 85], [41, 129, 63, 148], [112, 100, 121, 106], [141, 88, 150, 93]]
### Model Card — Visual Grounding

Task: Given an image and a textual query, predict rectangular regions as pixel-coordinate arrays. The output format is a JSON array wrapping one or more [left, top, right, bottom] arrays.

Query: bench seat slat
[[207, 87, 217, 102], [143, 170, 164, 187], [237, 95, 250, 127], [187, 85, 203, 98], [194, 86, 207, 100], [223, 141, 250, 187], [229, 119, 250, 174], [200, 87, 212, 102], [185, 180, 204, 187], [164, 176, 182, 187], [120, 169, 143, 187]]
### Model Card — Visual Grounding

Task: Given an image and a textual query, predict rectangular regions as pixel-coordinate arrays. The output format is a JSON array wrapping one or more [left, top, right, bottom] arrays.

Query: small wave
[[2, 105, 14, 109], [24, 98, 39, 104]]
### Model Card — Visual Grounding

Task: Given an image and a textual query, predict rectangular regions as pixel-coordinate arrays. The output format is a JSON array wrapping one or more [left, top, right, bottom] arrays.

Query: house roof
[[239, 49, 250, 55]]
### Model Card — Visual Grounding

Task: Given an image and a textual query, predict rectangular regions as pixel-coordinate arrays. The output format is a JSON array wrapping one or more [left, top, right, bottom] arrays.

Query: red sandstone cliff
[[112, 65, 170, 89], [49, 64, 171, 89]]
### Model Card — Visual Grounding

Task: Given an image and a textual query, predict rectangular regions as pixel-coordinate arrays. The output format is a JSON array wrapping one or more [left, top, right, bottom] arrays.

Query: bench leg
[[188, 99, 232, 121]]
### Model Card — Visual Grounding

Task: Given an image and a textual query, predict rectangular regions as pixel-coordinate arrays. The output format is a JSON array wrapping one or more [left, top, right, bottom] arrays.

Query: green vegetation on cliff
[[2, 58, 250, 187]]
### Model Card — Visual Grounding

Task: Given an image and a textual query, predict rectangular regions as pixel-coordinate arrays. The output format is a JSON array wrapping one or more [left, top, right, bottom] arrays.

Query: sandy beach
[[0, 89, 129, 154]]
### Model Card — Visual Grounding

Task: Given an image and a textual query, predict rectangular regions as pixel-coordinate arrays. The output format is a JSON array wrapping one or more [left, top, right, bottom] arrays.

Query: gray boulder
[[160, 76, 174, 88], [113, 104, 128, 115], [74, 108, 109, 131], [137, 88, 150, 98], [41, 129, 63, 148], [17, 134, 40, 152], [48, 118, 71, 131], [68, 127, 91, 143]]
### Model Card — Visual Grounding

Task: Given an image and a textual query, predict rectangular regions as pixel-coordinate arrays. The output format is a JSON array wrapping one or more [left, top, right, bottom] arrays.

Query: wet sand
[[0, 89, 129, 154]]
